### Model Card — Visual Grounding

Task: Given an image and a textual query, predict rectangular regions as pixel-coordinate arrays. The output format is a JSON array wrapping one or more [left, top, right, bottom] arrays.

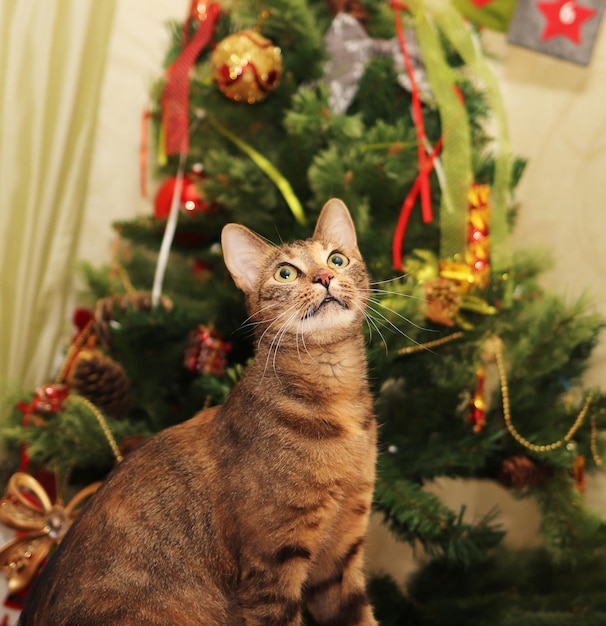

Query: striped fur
[[19, 199, 378, 625]]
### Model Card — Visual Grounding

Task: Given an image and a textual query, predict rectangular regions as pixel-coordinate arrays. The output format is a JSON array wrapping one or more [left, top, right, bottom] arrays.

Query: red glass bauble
[[153, 175, 209, 219]]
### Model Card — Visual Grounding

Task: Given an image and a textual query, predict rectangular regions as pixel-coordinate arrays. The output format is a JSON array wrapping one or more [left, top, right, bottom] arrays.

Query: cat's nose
[[313, 270, 334, 288]]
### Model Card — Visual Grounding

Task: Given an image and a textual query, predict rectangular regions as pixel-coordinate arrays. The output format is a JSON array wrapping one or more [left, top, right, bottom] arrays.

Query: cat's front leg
[[303, 554, 378, 626], [237, 545, 315, 626], [303, 501, 378, 625]]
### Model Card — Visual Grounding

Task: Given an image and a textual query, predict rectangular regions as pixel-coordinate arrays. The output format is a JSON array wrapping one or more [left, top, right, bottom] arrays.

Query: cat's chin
[[296, 303, 361, 342], [302, 295, 345, 320]]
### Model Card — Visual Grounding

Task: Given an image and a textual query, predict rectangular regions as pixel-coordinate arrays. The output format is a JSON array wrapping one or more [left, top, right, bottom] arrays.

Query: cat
[[18, 198, 378, 626]]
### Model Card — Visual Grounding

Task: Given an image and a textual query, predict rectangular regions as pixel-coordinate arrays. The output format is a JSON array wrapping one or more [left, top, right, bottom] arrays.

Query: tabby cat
[[19, 198, 378, 625]]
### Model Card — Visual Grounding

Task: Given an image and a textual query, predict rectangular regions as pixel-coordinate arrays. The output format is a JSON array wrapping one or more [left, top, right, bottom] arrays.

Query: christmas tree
[[2, 0, 606, 623]]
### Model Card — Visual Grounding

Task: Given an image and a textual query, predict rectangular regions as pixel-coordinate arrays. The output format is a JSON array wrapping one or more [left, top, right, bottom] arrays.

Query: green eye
[[274, 264, 298, 283], [327, 253, 349, 269]]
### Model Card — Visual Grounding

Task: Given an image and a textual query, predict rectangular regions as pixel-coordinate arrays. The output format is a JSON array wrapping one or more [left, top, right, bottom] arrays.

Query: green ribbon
[[208, 118, 307, 226], [415, 7, 471, 262], [407, 0, 513, 271]]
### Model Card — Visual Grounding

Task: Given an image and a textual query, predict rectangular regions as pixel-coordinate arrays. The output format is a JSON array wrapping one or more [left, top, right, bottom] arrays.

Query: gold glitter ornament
[[211, 30, 282, 103]]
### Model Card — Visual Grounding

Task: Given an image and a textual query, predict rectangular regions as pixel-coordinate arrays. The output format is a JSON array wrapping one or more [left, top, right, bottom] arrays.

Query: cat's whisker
[[369, 273, 410, 286], [295, 315, 311, 367], [297, 317, 320, 367], [364, 301, 425, 347], [257, 303, 300, 366], [259, 304, 302, 380], [352, 301, 389, 354], [270, 310, 299, 378], [238, 302, 282, 331], [365, 302, 440, 354], [367, 297, 436, 333], [361, 287, 428, 304], [236, 306, 286, 343]]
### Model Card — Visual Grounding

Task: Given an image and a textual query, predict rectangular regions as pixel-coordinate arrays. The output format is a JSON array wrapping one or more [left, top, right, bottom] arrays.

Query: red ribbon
[[391, 138, 442, 271], [17, 384, 69, 473], [390, 2, 438, 271], [161, 1, 221, 155]]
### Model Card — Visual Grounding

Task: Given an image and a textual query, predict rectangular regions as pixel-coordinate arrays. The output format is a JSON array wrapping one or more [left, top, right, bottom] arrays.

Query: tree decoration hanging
[[498, 454, 553, 489], [211, 30, 283, 103], [440, 184, 491, 291], [424, 277, 461, 326], [571, 453, 587, 492], [0, 326, 125, 595], [153, 173, 211, 219], [0, 474, 100, 594], [94, 292, 173, 351], [66, 350, 131, 419], [507, 0, 605, 65], [183, 325, 231, 377], [390, 0, 513, 274], [468, 363, 487, 432], [160, 0, 221, 156], [489, 334, 602, 463], [320, 11, 432, 115]]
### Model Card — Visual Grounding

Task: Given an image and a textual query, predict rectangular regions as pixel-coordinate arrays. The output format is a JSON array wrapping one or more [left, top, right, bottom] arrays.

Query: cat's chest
[[273, 392, 376, 475]]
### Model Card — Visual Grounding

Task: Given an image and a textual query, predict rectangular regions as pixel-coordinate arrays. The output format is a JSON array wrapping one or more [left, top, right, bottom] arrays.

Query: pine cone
[[498, 454, 553, 490], [94, 292, 173, 351], [67, 349, 131, 418]]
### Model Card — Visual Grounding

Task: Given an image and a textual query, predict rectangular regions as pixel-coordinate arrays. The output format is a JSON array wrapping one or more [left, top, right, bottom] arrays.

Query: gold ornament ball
[[211, 30, 282, 103]]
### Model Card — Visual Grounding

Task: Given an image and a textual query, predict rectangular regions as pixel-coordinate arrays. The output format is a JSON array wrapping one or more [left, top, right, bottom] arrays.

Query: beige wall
[[79, 1, 606, 586]]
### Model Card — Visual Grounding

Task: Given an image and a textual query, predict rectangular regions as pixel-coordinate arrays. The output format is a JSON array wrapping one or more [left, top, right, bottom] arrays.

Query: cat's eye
[[327, 252, 349, 269], [274, 264, 299, 283]]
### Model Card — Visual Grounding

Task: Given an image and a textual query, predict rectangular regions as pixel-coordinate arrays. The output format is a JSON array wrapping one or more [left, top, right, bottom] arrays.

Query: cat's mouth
[[303, 295, 346, 319]]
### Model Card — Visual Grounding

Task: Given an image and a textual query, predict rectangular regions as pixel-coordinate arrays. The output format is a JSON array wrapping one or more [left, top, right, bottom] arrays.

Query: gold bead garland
[[399, 331, 602, 465], [398, 331, 464, 355], [490, 334, 600, 463], [69, 394, 123, 464]]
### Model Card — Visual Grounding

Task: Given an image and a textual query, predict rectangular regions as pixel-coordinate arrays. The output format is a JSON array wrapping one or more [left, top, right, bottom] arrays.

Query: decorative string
[[69, 394, 123, 464], [151, 149, 187, 308]]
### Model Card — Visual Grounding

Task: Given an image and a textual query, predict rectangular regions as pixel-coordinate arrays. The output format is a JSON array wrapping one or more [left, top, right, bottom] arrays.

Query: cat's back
[[18, 405, 238, 626]]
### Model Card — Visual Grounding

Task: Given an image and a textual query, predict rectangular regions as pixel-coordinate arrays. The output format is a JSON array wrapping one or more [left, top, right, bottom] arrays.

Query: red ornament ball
[[211, 30, 282, 103], [153, 175, 209, 219]]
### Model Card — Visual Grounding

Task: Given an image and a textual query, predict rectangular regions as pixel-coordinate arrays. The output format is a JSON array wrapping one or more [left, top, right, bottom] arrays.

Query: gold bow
[[0, 473, 100, 593]]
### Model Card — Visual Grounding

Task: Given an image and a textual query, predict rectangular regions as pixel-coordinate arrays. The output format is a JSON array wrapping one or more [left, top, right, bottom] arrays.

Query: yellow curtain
[[0, 0, 117, 389]]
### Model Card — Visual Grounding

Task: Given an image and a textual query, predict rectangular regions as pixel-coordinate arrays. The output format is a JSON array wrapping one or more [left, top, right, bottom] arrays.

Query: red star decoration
[[537, 0, 597, 45]]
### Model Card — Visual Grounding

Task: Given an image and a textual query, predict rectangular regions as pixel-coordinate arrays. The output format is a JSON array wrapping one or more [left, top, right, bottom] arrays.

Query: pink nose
[[313, 270, 334, 288]]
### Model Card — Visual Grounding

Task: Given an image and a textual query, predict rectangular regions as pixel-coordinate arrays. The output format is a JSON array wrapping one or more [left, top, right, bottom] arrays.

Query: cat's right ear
[[221, 224, 271, 293]]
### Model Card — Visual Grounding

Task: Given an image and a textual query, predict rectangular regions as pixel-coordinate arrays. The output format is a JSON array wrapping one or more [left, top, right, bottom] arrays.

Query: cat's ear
[[221, 224, 271, 293], [314, 198, 358, 250]]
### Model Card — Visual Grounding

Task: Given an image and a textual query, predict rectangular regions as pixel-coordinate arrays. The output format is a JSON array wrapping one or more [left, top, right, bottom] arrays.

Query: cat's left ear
[[314, 198, 358, 251], [221, 224, 271, 293]]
